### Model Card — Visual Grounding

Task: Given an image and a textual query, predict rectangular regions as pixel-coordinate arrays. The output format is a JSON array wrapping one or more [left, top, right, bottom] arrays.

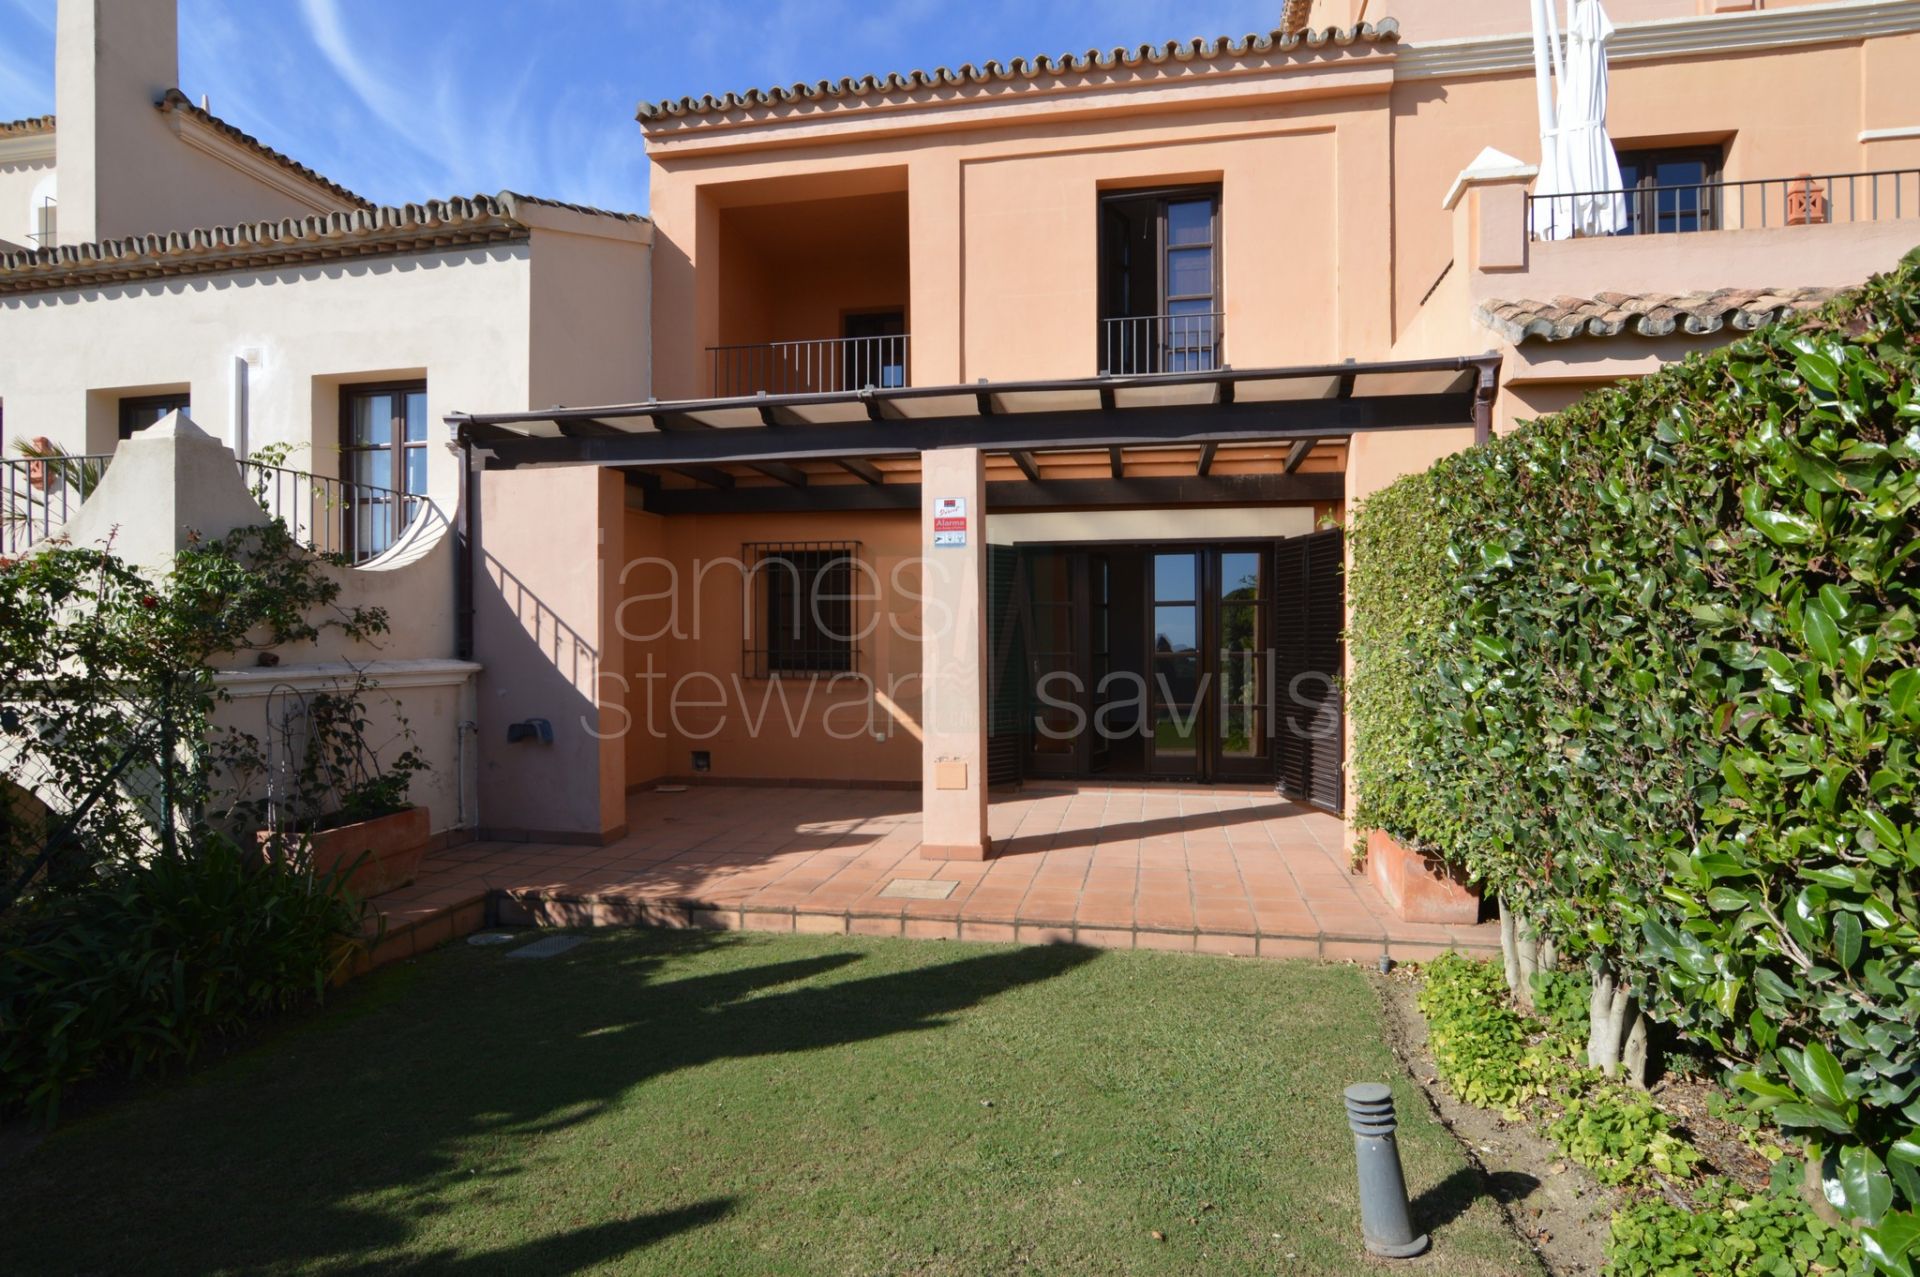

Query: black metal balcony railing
[[1100, 312, 1224, 376], [0, 452, 111, 556], [708, 334, 909, 398], [1, 453, 416, 566], [1527, 167, 1920, 241], [240, 461, 419, 565]]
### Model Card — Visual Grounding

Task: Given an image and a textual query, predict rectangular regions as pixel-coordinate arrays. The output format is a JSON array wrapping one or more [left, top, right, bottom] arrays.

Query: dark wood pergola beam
[[1196, 441, 1217, 476], [673, 465, 735, 489], [748, 461, 809, 488], [1108, 446, 1124, 479], [1283, 438, 1318, 474], [639, 472, 1342, 515], [1008, 450, 1041, 482], [478, 394, 1472, 471], [836, 457, 885, 485]]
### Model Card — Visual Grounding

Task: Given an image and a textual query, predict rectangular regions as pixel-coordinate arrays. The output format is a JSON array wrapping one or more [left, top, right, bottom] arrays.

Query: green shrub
[[1529, 967, 1592, 1051], [1608, 1178, 1859, 1277], [1346, 469, 1461, 852], [1351, 247, 1920, 1253], [0, 834, 363, 1123], [1417, 954, 1564, 1112], [1549, 1087, 1701, 1185]]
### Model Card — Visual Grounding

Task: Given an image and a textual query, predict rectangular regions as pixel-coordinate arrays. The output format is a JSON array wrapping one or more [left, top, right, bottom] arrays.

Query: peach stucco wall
[[1388, 34, 1920, 338], [649, 5, 1920, 406], [646, 53, 1400, 399], [475, 467, 630, 841], [618, 508, 925, 786]]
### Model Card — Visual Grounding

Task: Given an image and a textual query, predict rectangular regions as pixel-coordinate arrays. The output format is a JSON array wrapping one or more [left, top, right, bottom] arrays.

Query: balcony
[[1527, 167, 1920, 240], [707, 333, 910, 398], [2, 452, 419, 565], [1099, 312, 1225, 376]]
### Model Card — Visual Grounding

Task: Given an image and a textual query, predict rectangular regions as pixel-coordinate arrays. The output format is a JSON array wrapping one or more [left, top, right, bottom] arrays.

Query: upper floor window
[[339, 382, 427, 558], [1099, 187, 1222, 375], [1616, 146, 1723, 235], [119, 392, 190, 440]]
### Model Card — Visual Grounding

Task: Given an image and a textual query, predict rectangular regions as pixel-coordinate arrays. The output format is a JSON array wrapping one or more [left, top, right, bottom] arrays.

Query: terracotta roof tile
[[0, 192, 646, 295], [155, 89, 370, 209], [636, 19, 1399, 123], [1476, 286, 1839, 344], [0, 115, 55, 137]]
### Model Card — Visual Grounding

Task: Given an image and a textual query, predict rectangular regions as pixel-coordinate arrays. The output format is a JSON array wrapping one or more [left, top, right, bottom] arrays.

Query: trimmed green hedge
[[1350, 246, 1920, 1265]]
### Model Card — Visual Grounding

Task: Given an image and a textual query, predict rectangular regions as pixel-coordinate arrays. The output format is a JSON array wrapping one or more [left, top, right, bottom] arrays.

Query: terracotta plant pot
[[263, 806, 431, 899], [1364, 828, 1481, 925]]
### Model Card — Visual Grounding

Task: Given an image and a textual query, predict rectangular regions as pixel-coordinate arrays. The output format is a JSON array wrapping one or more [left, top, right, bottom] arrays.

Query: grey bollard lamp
[[1344, 1082, 1430, 1259]]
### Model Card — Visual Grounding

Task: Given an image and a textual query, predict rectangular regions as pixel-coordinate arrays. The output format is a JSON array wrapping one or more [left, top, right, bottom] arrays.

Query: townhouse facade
[[4, 0, 1919, 881]]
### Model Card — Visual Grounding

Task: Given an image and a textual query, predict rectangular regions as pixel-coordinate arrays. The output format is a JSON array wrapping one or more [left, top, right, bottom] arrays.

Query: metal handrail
[[1527, 166, 1920, 240], [1, 453, 413, 566], [1100, 312, 1225, 376], [0, 453, 112, 556], [239, 461, 417, 565], [708, 333, 910, 397]]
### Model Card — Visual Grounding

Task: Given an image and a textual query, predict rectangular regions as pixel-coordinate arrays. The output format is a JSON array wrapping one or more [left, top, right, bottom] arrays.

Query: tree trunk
[[1499, 899, 1521, 994], [1621, 1009, 1650, 1089], [1802, 1144, 1845, 1226], [1498, 898, 1557, 1011], [1588, 966, 1635, 1076]]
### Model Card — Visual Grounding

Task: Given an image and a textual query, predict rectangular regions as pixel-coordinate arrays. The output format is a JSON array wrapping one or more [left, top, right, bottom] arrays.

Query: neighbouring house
[[4, 0, 1919, 922], [0, 0, 652, 846]]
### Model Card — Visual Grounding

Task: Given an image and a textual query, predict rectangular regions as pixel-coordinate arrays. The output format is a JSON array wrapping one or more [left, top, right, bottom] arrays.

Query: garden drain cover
[[506, 936, 585, 960], [879, 878, 957, 900], [466, 932, 517, 947]]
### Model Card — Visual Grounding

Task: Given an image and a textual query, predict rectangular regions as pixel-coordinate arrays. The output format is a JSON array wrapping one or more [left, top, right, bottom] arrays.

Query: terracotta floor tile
[[385, 782, 1503, 953]]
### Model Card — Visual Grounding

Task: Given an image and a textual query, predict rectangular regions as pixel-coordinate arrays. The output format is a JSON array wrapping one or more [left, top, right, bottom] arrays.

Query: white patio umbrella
[[1530, 0, 1627, 240]]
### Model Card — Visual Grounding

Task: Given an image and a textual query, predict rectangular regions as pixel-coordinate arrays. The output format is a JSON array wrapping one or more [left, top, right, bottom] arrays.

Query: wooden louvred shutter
[[1273, 528, 1345, 813], [986, 545, 1026, 787]]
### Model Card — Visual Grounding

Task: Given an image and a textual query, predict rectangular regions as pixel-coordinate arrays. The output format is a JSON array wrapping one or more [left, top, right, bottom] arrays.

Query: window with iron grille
[[745, 542, 862, 678]]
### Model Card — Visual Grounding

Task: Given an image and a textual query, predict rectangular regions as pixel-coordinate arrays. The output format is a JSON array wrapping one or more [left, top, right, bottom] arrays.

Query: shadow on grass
[[5, 932, 1100, 1275], [1411, 1165, 1542, 1235]]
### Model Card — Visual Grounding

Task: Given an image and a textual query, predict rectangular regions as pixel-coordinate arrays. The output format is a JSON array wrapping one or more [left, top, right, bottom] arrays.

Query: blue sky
[[0, 0, 1282, 214]]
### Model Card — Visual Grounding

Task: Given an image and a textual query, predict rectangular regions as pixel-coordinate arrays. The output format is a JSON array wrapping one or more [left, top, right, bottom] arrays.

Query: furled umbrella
[[1531, 0, 1627, 239]]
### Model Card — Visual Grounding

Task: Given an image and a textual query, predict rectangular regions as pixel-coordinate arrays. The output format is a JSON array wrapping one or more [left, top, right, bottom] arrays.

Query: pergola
[[446, 354, 1500, 513]]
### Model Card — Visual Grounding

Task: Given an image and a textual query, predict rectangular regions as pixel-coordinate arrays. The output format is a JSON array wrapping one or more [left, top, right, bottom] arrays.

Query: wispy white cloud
[[3, 0, 1281, 214]]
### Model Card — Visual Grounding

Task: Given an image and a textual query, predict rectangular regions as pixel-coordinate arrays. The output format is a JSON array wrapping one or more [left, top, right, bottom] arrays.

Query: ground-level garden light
[[1344, 1082, 1429, 1259]]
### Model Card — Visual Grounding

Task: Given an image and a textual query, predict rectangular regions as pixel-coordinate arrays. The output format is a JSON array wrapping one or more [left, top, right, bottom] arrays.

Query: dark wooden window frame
[[1615, 144, 1725, 234], [1097, 184, 1224, 373], [118, 392, 191, 440], [338, 380, 428, 557]]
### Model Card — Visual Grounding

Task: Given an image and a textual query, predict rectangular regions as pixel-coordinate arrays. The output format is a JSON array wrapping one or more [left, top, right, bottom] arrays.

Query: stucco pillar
[[907, 155, 964, 386], [1443, 148, 1539, 277], [918, 447, 990, 860]]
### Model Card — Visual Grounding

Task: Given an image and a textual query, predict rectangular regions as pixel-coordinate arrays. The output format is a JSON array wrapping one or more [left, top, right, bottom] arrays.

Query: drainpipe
[[1472, 356, 1500, 447], [450, 416, 478, 663]]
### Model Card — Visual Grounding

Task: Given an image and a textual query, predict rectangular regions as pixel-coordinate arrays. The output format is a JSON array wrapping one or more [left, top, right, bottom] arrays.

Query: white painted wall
[[0, 244, 534, 503]]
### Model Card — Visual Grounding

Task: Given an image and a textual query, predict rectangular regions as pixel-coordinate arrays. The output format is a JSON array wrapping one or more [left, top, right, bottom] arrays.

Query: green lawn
[[0, 931, 1538, 1276]]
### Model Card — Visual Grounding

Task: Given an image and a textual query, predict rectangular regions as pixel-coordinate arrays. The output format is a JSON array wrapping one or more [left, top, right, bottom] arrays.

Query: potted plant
[[257, 682, 432, 898]]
